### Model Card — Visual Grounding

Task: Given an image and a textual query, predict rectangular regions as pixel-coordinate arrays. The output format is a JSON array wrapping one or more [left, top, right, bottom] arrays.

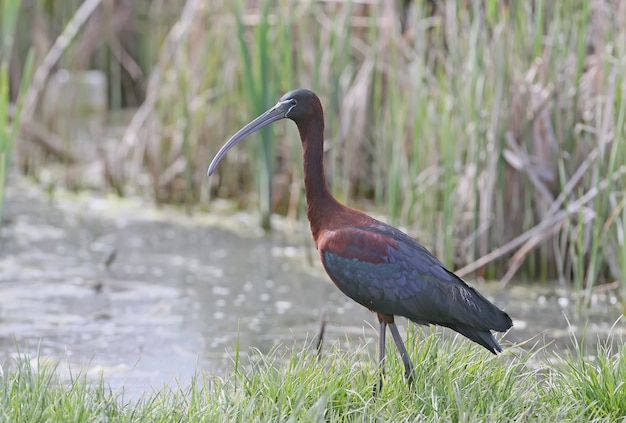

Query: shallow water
[[0, 177, 623, 400]]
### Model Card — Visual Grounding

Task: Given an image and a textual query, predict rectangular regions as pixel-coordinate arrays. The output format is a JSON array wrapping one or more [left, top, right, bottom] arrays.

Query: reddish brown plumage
[[318, 225, 399, 263]]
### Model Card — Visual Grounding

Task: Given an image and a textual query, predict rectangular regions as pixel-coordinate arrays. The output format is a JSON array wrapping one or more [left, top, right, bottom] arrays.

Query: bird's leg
[[388, 322, 415, 387], [373, 319, 387, 396]]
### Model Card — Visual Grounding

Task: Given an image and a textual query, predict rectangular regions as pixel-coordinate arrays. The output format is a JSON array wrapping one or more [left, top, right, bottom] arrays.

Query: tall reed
[[0, 0, 33, 223], [8, 0, 626, 297]]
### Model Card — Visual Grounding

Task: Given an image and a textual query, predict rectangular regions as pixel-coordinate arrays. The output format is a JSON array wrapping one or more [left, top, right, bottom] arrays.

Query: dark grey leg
[[389, 322, 415, 387], [373, 320, 386, 395]]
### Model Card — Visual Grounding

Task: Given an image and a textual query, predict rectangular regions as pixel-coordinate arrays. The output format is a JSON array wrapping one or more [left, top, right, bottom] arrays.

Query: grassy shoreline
[[2, 328, 625, 422]]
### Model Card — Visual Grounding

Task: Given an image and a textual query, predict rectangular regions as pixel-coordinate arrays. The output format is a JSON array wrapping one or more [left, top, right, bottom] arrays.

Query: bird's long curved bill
[[207, 101, 290, 176]]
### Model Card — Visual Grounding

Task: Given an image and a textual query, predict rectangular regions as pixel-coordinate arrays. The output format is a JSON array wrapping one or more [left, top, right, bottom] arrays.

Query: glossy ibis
[[208, 89, 512, 391]]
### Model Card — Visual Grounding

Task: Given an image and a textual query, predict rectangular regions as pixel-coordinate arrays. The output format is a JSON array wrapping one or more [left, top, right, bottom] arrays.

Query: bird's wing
[[318, 222, 508, 331]]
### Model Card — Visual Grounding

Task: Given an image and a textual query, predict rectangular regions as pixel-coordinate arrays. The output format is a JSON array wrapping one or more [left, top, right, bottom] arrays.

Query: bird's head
[[207, 89, 321, 176], [276, 88, 321, 122]]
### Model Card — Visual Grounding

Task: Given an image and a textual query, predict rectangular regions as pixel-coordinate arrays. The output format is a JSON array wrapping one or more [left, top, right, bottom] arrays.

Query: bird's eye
[[285, 99, 297, 115]]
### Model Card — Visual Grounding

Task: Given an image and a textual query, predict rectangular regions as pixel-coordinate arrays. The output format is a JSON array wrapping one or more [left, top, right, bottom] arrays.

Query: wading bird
[[208, 89, 512, 392]]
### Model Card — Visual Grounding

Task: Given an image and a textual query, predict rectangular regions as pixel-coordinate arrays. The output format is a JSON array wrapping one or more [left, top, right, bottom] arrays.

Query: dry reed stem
[[7, 105, 76, 162], [116, 0, 200, 183], [597, 194, 626, 279], [21, 0, 104, 123], [503, 132, 554, 208], [500, 222, 564, 287], [457, 164, 626, 281]]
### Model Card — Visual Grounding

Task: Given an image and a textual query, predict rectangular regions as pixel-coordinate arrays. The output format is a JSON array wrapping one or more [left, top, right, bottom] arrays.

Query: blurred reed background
[[3, 0, 626, 307]]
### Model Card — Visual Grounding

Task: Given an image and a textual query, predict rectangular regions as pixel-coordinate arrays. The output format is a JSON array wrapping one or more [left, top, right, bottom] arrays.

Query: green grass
[[2, 329, 626, 422]]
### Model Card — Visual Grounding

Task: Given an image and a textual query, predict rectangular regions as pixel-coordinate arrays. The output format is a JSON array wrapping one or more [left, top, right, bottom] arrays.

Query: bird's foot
[[406, 369, 415, 390], [372, 375, 383, 396]]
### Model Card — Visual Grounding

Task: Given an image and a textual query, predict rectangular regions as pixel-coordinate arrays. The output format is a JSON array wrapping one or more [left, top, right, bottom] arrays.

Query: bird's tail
[[446, 324, 503, 355]]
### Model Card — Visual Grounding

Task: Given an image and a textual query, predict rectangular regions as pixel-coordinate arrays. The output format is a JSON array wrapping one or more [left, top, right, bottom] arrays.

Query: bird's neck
[[298, 120, 342, 243]]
